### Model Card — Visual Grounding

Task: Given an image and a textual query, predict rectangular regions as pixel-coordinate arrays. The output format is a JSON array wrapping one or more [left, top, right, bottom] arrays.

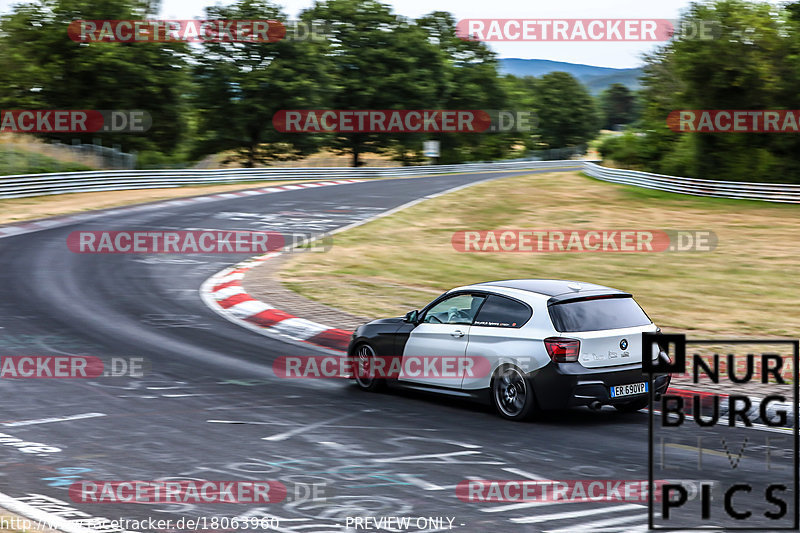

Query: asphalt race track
[[0, 169, 796, 533]]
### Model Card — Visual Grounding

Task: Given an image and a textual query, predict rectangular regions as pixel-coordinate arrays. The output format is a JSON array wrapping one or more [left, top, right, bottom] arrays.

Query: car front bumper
[[530, 361, 671, 409]]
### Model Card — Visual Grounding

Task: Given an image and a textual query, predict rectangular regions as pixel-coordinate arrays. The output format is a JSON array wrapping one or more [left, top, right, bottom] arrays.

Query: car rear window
[[473, 295, 532, 328], [548, 296, 651, 332]]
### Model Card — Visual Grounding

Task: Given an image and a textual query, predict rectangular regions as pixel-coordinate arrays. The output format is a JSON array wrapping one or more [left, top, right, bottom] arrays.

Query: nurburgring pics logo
[[646, 335, 799, 530], [272, 110, 536, 133], [0, 110, 151, 133], [451, 230, 717, 253]]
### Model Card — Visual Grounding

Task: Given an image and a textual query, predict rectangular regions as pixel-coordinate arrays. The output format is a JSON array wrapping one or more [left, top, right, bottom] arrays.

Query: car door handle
[[450, 330, 465, 338]]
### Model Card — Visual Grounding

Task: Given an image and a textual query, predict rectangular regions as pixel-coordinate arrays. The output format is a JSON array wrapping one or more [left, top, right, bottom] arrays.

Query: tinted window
[[549, 297, 651, 332], [473, 295, 532, 328], [423, 293, 486, 324]]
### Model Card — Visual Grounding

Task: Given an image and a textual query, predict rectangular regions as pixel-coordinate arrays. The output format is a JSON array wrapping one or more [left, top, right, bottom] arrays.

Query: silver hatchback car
[[348, 279, 672, 420]]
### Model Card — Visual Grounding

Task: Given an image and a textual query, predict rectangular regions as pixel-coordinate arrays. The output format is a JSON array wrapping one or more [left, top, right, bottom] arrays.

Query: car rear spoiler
[[546, 290, 632, 306]]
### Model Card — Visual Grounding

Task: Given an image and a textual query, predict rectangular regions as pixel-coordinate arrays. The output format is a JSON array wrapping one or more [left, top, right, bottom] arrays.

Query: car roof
[[451, 279, 628, 301]]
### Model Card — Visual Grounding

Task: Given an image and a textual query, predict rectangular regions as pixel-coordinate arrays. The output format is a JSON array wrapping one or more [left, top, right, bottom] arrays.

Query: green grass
[[583, 171, 800, 211], [0, 147, 93, 175]]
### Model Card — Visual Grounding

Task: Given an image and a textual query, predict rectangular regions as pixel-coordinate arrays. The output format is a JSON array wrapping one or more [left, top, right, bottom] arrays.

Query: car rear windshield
[[548, 296, 651, 332]]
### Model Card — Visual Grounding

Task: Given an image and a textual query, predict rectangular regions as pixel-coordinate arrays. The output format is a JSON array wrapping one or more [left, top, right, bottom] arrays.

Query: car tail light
[[544, 337, 580, 363]]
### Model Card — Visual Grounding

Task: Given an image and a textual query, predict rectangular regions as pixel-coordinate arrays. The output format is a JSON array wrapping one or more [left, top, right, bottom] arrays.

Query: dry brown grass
[[0, 511, 61, 533], [0, 180, 315, 225], [281, 171, 800, 337]]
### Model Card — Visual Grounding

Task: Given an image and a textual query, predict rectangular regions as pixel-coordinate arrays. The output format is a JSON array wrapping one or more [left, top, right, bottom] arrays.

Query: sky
[[0, 0, 784, 68]]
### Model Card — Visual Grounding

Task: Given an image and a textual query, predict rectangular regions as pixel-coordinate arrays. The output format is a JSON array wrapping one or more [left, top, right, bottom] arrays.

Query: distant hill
[[498, 58, 644, 93]]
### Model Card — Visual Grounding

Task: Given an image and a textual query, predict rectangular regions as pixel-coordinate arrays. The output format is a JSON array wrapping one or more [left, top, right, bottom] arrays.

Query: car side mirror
[[404, 310, 419, 323]]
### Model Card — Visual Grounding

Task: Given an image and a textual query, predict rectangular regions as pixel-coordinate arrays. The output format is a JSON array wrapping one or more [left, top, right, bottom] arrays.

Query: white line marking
[[511, 503, 644, 524], [502, 467, 549, 480], [396, 474, 445, 491], [544, 512, 647, 532], [371, 450, 500, 464], [482, 500, 574, 513], [262, 411, 368, 442], [2, 412, 106, 427]]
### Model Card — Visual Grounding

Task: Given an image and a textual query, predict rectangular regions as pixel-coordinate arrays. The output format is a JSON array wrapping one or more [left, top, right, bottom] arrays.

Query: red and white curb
[[201, 252, 353, 352], [0, 179, 363, 240], [198, 173, 518, 353]]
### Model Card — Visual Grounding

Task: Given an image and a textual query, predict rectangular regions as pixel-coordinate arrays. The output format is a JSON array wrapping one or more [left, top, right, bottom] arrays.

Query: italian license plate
[[610, 382, 648, 398]]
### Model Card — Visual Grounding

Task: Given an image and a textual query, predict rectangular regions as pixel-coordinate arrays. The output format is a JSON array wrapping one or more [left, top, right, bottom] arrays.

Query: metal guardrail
[[0, 160, 582, 199], [7, 160, 792, 203], [584, 162, 800, 204]]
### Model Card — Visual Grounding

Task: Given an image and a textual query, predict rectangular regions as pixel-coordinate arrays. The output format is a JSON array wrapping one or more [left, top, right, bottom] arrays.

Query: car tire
[[492, 365, 537, 421], [614, 397, 649, 412], [352, 343, 386, 392]]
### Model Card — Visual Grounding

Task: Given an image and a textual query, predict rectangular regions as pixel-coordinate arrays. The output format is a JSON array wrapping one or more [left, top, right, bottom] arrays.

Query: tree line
[[601, 0, 800, 183], [0, 0, 619, 168]]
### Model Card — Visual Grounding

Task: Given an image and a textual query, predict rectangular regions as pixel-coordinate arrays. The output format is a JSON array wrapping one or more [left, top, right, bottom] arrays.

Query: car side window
[[422, 294, 486, 325], [473, 294, 532, 328]]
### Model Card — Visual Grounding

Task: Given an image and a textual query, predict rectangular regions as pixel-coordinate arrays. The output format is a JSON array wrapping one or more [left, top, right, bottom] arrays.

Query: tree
[[412, 11, 521, 164], [599, 83, 637, 130], [191, 0, 329, 167], [501, 74, 540, 152], [635, 0, 796, 180], [301, 0, 450, 166], [533, 72, 598, 148], [0, 0, 190, 155]]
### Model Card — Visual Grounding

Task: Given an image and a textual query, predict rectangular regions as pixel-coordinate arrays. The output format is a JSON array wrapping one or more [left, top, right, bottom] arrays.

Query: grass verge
[[0, 511, 59, 533], [281, 170, 800, 337], [0, 180, 317, 225]]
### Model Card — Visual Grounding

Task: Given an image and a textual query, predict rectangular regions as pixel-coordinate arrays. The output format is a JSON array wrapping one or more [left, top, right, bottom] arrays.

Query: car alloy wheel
[[353, 343, 384, 391], [493, 365, 535, 420]]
